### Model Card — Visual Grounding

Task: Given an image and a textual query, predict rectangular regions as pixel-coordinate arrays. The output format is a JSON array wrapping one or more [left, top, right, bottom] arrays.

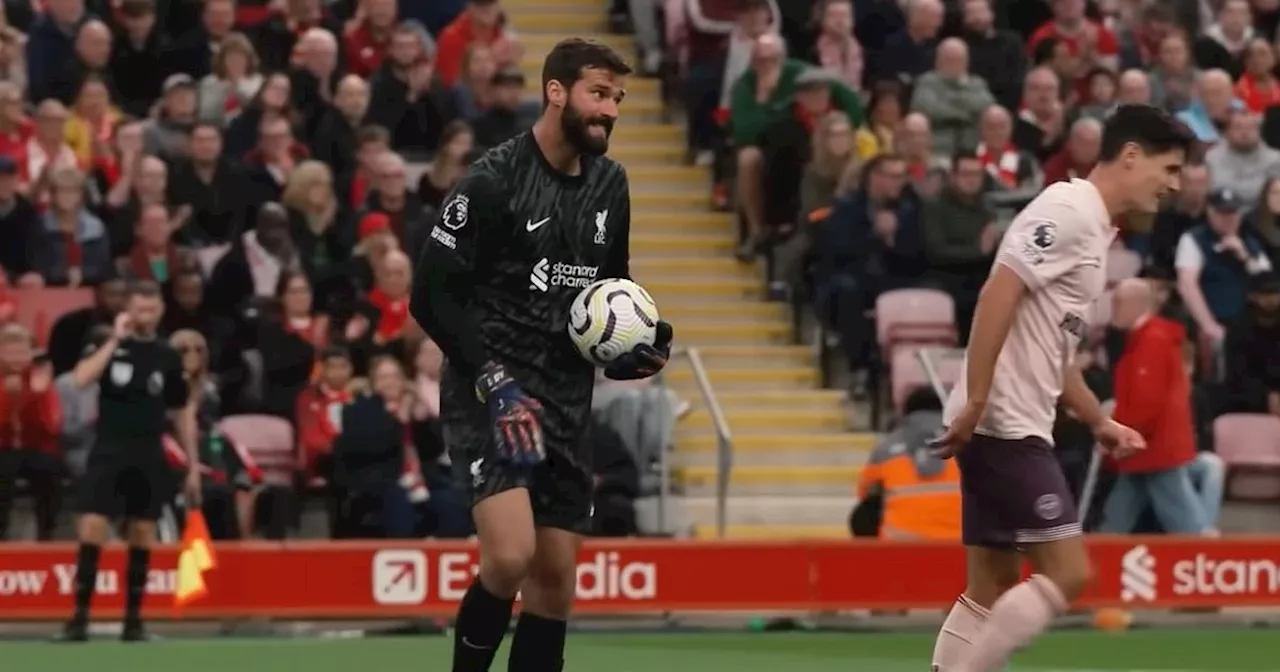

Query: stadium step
[[621, 164, 710, 185], [664, 366, 818, 388], [631, 234, 735, 256], [507, 11, 606, 33], [691, 524, 850, 540], [656, 301, 786, 321], [609, 144, 689, 165], [674, 496, 856, 528], [633, 257, 758, 277], [687, 345, 815, 366], [630, 190, 712, 210], [631, 211, 733, 233], [645, 276, 762, 298], [519, 32, 636, 55], [674, 448, 867, 468], [681, 407, 848, 432], [674, 432, 875, 453], [675, 464, 861, 488], [664, 321, 789, 344]]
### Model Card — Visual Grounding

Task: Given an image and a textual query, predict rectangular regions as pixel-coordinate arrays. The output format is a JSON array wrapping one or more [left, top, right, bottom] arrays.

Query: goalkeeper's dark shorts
[[441, 377, 594, 535]]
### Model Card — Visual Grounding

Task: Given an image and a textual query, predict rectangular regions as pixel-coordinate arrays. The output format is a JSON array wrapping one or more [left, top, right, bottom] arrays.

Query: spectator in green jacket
[[730, 35, 864, 259]]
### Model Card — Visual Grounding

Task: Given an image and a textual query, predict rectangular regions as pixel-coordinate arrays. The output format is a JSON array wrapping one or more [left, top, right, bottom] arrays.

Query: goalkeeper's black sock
[[124, 546, 150, 627], [507, 612, 567, 672], [70, 544, 101, 626], [452, 578, 514, 672]]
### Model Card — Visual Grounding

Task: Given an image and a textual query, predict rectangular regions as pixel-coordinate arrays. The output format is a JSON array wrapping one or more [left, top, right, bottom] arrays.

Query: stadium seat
[[218, 415, 296, 486], [874, 288, 957, 358], [889, 347, 961, 417], [1105, 248, 1142, 287], [1214, 414, 1280, 500], [13, 288, 95, 346]]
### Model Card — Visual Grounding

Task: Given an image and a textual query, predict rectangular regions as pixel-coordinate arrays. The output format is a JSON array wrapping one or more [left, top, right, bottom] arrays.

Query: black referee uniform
[[411, 131, 632, 533], [80, 336, 189, 521]]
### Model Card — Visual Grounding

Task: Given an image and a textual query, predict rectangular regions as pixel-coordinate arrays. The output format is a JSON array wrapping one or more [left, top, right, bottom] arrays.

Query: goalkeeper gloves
[[604, 321, 673, 381], [475, 362, 544, 466]]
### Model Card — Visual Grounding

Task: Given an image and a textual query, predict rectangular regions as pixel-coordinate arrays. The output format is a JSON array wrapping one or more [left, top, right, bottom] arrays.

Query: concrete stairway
[[505, 0, 874, 539]]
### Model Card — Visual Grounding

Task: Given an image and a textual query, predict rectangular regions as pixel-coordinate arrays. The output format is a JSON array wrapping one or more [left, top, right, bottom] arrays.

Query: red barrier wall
[[1, 537, 1278, 620]]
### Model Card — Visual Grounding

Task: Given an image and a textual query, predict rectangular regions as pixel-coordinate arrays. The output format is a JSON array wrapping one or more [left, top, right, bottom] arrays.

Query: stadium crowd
[[654, 0, 1280, 539], [0, 0, 662, 543], [0, 0, 1278, 545]]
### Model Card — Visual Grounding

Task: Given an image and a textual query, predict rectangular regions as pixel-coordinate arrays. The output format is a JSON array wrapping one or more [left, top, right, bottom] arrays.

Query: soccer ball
[[567, 278, 661, 366]]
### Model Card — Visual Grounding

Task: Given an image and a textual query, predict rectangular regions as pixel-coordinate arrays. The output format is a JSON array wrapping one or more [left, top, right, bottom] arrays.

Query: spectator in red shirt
[[0, 323, 64, 540], [1027, 0, 1119, 97], [295, 345, 354, 484], [343, 0, 399, 78], [1235, 37, 1280, 114], [435, 0, 521, 88], [1099, 278, 1209, 535], [0, 82, 31, 160], [1042, 116, 1100, 185]]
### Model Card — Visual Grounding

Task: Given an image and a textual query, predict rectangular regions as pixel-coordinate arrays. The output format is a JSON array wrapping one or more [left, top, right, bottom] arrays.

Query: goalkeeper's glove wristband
[[475, 362, 545, 465], [604, 321, 674, 381]]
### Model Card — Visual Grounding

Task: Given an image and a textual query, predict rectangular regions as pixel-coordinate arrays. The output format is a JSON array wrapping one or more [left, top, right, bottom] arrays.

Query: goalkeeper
[[410, 38, 673, 672]]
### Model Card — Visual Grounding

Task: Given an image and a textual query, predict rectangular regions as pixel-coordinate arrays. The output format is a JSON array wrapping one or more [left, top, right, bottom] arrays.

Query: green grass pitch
[[3, 630, 1280, 671]]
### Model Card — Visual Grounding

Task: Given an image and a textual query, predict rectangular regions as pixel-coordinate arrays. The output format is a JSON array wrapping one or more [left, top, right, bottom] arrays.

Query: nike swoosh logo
[[526, 217, 550, 232]]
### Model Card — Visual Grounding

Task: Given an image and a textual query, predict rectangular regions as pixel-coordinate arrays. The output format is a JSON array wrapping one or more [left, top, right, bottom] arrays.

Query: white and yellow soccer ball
[[567, 278, 661, 366]]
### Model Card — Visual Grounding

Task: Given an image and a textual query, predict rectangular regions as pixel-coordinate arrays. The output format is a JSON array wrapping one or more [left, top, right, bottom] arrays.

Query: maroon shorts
[[955, 433, 1082, 549]]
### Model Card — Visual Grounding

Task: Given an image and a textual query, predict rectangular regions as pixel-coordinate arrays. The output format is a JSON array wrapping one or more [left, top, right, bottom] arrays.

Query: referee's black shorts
[[78, 441, 172, 521]]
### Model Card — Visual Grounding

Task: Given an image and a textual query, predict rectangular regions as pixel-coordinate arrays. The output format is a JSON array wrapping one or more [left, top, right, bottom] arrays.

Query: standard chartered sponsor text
[[547, 262, 598, 289], [1171, 555, 1280, 595]]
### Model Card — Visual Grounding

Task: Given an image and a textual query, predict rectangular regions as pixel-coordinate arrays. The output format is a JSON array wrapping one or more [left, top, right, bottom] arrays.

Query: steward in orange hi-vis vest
[[855, 390, 961, 541]]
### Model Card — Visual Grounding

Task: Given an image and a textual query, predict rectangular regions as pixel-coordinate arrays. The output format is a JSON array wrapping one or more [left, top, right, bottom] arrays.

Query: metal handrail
[[667, 346, 734, 538]]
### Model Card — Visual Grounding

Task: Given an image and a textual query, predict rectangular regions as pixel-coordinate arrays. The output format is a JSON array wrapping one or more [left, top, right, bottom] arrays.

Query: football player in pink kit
[[928, 105, 1194, 672]]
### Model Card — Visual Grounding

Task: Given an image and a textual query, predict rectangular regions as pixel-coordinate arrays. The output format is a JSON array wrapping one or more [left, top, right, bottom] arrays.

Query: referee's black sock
[[452, 579, 514, 672], [124, 547, 150, 626], [507, 612, 567, 672], [70, 544, 101, 625]]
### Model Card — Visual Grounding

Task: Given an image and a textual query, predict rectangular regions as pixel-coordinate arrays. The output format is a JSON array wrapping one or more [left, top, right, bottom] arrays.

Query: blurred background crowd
[[0, 0, 1278, 545]]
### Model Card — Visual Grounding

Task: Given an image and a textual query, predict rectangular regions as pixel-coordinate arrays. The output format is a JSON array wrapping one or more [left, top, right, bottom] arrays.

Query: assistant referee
[[57, 281, 201, 643]]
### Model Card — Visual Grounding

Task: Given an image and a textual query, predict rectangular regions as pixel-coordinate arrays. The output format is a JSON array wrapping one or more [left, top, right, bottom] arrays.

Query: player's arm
[[603, 169, 631, 280], [164, 356, 199, 470], [968, 217, 1083, 407], [1061, 364, 1108, 431], [71, 335, 120, 388], [410, 169, 499, 381]]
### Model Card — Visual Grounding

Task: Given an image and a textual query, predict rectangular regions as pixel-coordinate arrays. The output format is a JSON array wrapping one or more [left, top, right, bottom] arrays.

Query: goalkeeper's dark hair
[[1099, 104, 1195, 163], [541, 38, 631, 107]]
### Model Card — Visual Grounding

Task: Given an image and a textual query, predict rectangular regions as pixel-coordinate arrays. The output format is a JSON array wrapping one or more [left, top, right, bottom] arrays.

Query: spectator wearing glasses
[[29, 166, 110, 288], [922, 150, 998, 343], [362, 150, 429, 256]]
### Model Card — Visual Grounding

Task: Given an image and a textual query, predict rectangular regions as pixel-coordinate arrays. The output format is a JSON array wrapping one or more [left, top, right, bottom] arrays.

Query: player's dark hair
[[1098, 104, 1195, 163], [127, 280, 162, 299], [540, 38, 632, 106], [192, 120, 222, 136], [904, 387, 943, 415]]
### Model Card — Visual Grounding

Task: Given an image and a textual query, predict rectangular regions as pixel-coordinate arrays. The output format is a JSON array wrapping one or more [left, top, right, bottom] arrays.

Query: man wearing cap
[[141, 74, 198, 162], [1175, 186, 1274, 343], [1223, 271, 1280, 417]]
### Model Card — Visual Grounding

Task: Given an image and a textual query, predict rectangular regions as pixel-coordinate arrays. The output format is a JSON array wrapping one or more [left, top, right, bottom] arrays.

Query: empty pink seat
[[1106, 248, 1142, 287], [218, 415, 297, 487], [1214, 414, 1280, 500], [890, 346, 962, 416], [12, 288, 95, 346], [875, 288, 957, 357]]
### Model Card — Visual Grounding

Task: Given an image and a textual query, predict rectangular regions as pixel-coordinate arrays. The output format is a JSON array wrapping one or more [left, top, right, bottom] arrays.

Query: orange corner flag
[[174, 511, 216, 608]]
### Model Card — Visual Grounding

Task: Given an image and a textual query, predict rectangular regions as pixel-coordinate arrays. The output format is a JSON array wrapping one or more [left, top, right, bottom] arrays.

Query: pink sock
[[931, 594, 989, 671], [961, 575, 1067, 672]]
